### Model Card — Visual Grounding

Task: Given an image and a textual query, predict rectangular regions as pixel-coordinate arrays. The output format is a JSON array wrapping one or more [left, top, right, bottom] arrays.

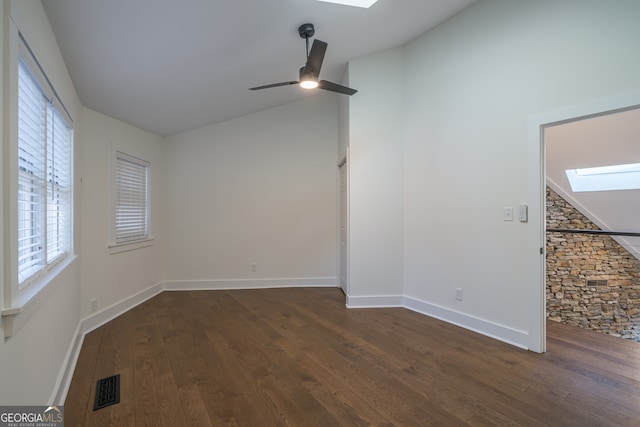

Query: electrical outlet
[[251, 262, 257, 272], [503, 207, 514, 221], [455, 288, 464, 301], [90, 298, 98, 313]]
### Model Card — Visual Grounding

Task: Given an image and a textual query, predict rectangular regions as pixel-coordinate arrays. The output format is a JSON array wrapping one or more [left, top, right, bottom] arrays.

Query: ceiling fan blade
[[303, 39, 327, 78], [318, 80, 357, 96], [249, 81, 299, 91]]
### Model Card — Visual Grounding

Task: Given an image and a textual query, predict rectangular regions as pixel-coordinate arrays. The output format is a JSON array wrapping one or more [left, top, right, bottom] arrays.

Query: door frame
[[337, 152, 349, 296], [527, 92, 640, 353]]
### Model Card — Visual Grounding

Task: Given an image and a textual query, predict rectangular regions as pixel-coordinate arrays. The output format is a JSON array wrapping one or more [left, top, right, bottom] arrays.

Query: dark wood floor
[[64, 288, 640, 426]]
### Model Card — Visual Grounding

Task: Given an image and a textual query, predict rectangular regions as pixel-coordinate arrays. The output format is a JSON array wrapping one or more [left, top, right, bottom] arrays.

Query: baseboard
[[50, 322, 84, 405], [164, 277, 338, 291], [81, 281, 165, 335], [403, 296, 529, 350], [345, 294, 404, 308]]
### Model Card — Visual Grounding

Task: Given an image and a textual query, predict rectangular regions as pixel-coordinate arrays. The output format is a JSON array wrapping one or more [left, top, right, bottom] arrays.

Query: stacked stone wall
[[546, 187, 640, 341]]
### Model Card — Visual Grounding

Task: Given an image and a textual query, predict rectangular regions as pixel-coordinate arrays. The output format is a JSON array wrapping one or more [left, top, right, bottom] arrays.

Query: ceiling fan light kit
[[299, 67, 319, 89], [249, 23, 357, 96], [300, 79, 319, 89]]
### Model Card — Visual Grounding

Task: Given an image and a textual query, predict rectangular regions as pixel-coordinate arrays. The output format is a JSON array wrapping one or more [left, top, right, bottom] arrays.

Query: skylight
[[566, 162, 640, 192], [315, 0, 380, 8]]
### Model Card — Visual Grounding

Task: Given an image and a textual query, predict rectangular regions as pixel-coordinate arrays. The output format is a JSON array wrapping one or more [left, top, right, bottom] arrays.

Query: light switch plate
[[519, 204, 528, 222]]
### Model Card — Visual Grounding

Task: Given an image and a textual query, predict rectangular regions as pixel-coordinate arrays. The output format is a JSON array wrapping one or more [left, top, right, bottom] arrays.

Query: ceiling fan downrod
[[298, 23, 316, 60]]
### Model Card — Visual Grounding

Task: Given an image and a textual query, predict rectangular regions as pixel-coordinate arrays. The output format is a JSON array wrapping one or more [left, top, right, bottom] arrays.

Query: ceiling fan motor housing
[[299, 66, 316, 79], [298, 23, 315, 39]]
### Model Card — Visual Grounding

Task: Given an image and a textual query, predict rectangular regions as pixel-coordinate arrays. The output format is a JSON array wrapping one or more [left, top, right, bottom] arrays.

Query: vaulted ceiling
[[42, 0, 476, 136]]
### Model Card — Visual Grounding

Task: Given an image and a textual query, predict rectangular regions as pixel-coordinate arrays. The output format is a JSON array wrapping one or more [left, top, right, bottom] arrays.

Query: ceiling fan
[[249, 23, 357, 96]]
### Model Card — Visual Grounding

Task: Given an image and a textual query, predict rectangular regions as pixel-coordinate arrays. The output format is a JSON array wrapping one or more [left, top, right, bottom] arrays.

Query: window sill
[[109, 237, 155, 255], [2, 254, 78, 338]]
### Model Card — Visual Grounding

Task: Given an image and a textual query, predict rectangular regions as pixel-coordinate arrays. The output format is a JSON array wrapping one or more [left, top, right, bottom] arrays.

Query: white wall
[[79, 107, 165, 318], [164, 94, 338, 285], [346, 48, 405, 304], [1, 0, 82, 404], [401, 0, 640, 347]]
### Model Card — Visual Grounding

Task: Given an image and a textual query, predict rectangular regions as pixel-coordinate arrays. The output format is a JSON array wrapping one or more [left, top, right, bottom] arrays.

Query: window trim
[[108, 146, 153, 254], [17, 56, 73, 289], [2, 25, 76, 338]]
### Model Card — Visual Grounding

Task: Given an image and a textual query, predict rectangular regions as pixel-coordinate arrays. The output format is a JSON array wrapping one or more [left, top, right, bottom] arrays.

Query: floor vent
[[93, 374, 120, 411]]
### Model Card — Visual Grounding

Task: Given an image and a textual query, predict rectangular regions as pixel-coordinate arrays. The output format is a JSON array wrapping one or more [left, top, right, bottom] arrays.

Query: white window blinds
[[115, 152, 150, 243], [17, 56, 72, 286], [46, 105, 72, 262]]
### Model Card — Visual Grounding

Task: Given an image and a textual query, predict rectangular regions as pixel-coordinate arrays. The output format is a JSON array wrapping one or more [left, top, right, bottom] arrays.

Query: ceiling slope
[[42, 0, 476, 136]]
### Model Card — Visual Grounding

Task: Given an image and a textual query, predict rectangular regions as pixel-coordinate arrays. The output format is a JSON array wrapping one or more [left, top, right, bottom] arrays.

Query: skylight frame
[[315, 0, 380, 8], [566, 162, 640, 192]]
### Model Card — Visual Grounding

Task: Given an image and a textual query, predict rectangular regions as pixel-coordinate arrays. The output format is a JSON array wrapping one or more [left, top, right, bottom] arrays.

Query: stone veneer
[[546, 187, 640, 341]]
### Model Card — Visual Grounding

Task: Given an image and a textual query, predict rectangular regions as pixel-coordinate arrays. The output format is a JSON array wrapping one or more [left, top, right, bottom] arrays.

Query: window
[[17, 56, 72, 287], [111, 151, 151, 251], [566, 162, 640, 192]]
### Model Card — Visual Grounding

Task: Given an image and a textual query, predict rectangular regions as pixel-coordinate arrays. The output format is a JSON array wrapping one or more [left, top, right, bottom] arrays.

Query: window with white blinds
[[17, 56, 72, 287], [115, 152, 150, 244]]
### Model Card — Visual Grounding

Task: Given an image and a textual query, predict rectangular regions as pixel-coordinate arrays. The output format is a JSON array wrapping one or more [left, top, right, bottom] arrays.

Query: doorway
[[529, 93, 640, 353], [544, 107, 640, 341]]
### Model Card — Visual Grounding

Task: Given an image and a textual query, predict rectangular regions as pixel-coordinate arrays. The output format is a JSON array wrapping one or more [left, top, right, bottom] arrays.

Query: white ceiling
[[42, 0, 476, 136], [545, 107, 640, 259]]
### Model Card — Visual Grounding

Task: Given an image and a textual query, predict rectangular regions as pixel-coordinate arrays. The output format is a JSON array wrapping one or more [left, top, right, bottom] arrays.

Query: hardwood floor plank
[[178, 384, 213, 427], [151, 356, 187, 427], [65, 288, 640, 426], [133, 363, 162, 426], [133, 324, 165, 369]]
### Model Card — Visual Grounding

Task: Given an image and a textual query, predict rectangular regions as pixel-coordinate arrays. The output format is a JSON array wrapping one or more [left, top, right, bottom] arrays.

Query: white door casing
[[338, 157, 349, 295]]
